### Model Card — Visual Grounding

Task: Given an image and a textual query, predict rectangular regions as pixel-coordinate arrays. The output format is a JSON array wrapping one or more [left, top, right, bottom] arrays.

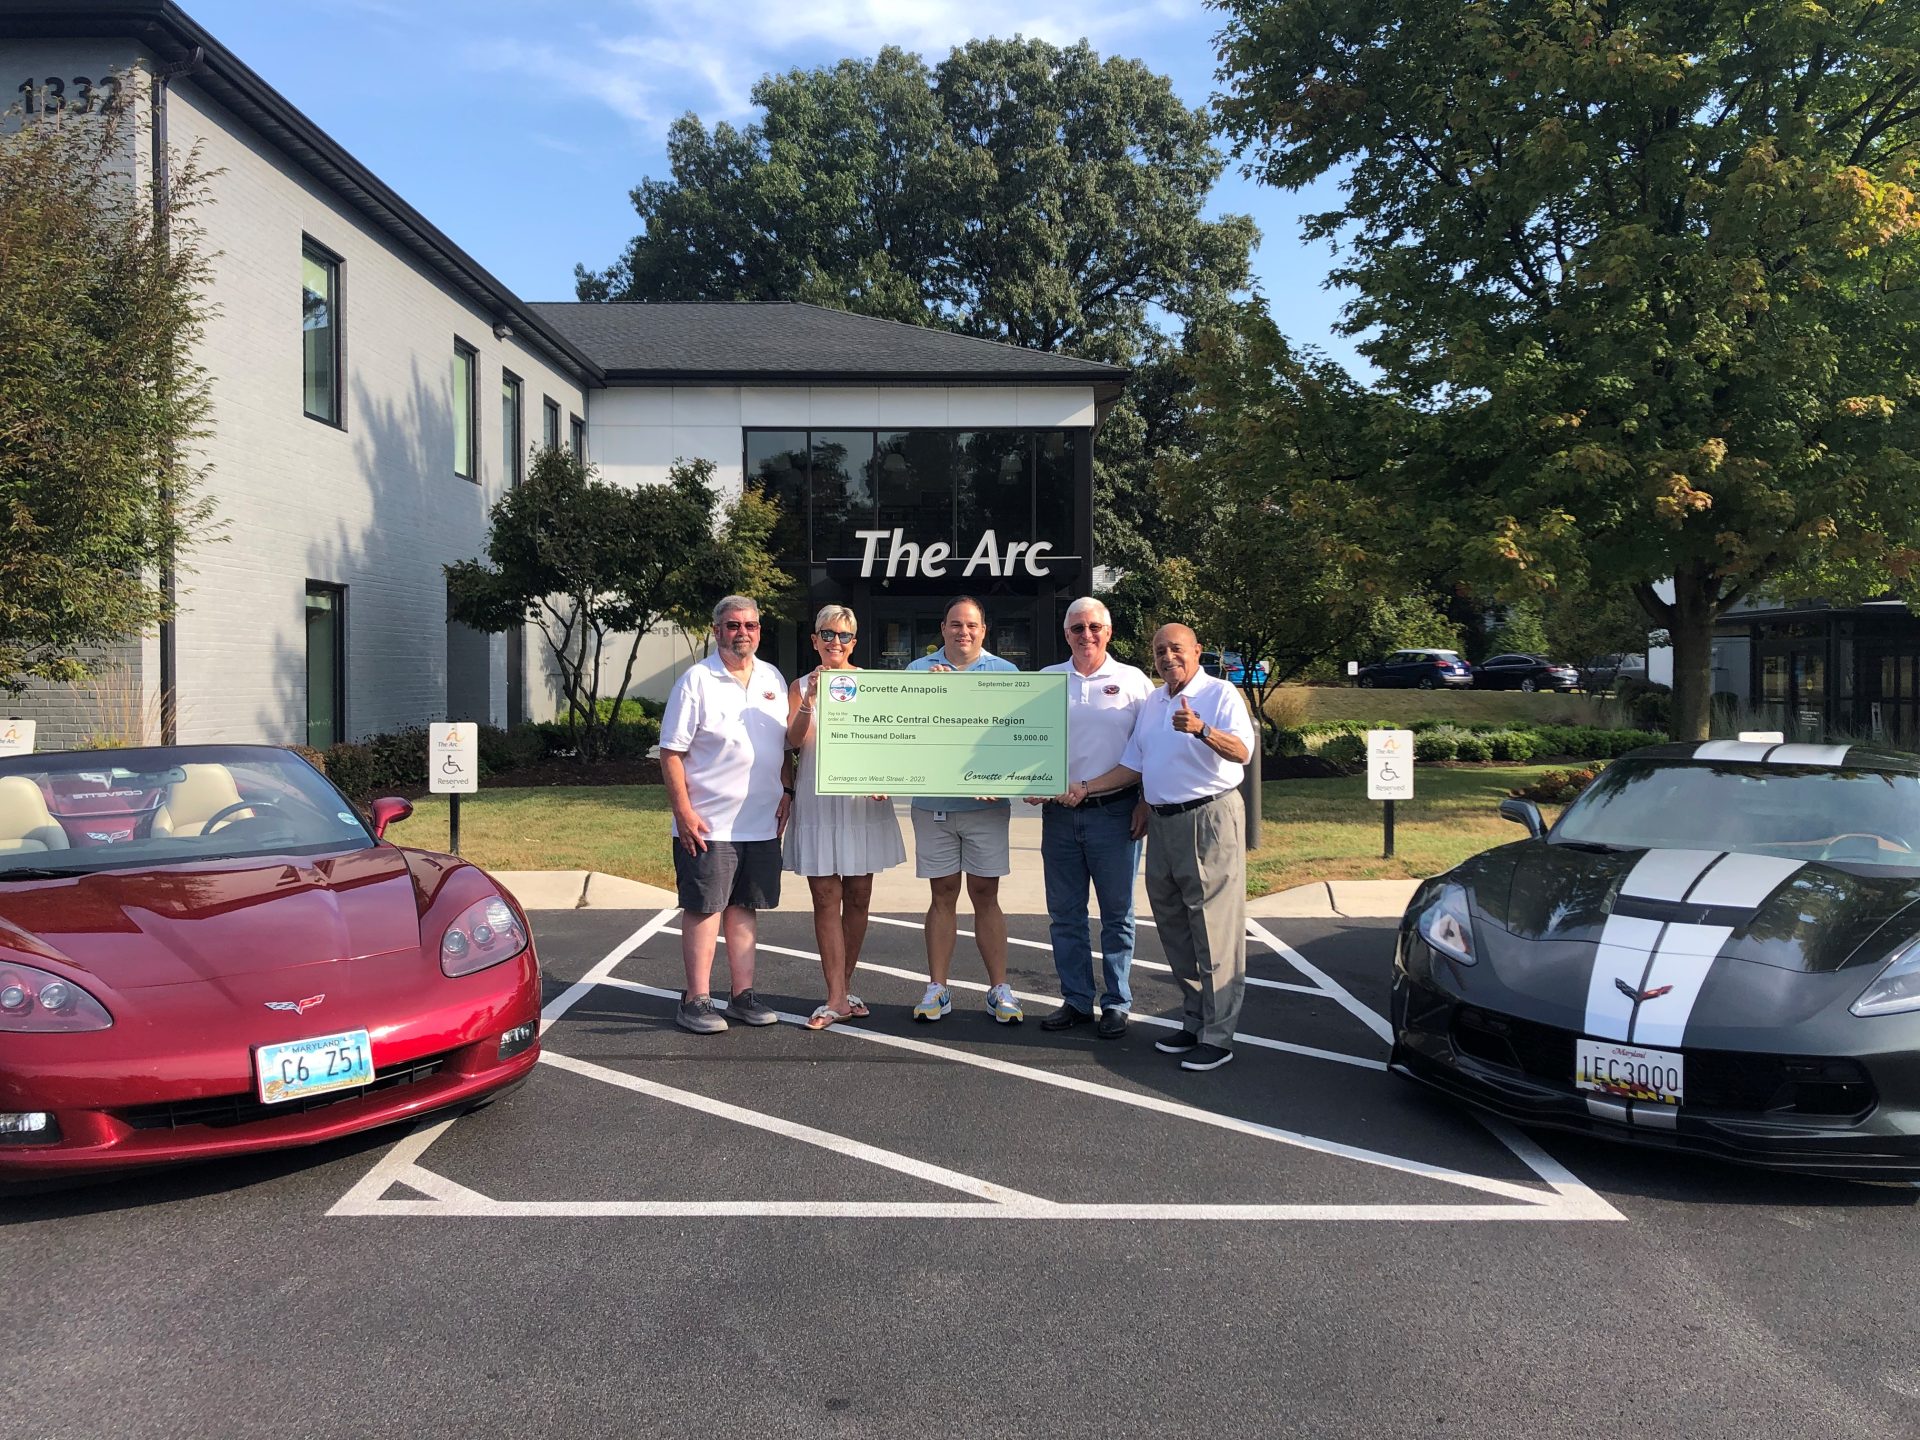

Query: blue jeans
[[1041, 799, 1143, 1013]]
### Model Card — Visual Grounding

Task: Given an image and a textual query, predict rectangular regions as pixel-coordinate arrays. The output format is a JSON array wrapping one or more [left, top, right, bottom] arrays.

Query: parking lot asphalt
[[10, 908, 1920, 1440]]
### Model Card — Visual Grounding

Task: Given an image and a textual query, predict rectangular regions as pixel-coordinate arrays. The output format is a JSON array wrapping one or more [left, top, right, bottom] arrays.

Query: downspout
[[148, 46, 205, 745]]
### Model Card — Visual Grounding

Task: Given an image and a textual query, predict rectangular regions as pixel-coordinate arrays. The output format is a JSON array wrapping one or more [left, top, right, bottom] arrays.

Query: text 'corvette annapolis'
[[0, 745, 541, 1186], [1392, 740, 1920, 1179]]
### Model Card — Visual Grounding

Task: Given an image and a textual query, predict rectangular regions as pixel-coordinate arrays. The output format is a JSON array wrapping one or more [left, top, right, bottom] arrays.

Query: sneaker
[[676, 992, 728, 1035], [912, 983, 952, 1022], [1154, 1030, 1200, 1055], [1180, 1043, 1234, 1072], [726, 988, 778, 1027], [1039, 1002, 1093, 1031], [986, 984, 1025, 1024]]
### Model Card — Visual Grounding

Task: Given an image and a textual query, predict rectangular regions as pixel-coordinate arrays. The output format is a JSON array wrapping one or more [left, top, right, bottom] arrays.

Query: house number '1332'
[[16, 75, 125, 115]]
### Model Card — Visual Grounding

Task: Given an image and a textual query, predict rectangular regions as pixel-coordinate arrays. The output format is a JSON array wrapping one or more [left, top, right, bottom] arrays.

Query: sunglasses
[[1068, 622, 1108, 635], [719, 619, 760, 631], [816, 629, 856, 644]]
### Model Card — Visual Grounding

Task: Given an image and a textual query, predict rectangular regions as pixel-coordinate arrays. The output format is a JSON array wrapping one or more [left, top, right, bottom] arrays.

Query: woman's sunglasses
[[816, 629, 856, 644]]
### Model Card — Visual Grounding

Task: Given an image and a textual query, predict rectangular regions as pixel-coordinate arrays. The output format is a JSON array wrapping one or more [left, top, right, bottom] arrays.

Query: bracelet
[[798, 704, 814, 713]]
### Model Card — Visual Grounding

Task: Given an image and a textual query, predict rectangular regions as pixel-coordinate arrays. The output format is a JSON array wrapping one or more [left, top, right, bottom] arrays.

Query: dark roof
[[528, 302, 1129, 390], [0, 0, 602, 385]]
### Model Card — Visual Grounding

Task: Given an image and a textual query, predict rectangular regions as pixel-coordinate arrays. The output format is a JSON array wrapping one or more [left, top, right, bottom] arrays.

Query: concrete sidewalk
[[496, 801, 1421, 920]]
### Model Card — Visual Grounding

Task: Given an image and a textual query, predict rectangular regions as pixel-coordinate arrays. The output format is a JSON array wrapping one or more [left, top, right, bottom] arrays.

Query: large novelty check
[[812, 670, 1068, 797]]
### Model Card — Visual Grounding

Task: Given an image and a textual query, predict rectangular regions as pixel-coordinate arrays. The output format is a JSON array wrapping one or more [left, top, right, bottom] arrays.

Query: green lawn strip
[[1265, 684, 1613, 729], [403, 787, 677, 888], [401, 765, 1560, 900], [1249, 764, 1559, 895]]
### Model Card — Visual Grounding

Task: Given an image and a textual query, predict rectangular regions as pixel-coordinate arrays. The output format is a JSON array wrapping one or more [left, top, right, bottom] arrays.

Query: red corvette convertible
[[0, 744, 541, 1186]]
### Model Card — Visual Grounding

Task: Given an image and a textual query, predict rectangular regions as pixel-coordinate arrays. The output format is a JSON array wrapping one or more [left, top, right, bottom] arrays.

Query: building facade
[[2, 3, 1122, 750]]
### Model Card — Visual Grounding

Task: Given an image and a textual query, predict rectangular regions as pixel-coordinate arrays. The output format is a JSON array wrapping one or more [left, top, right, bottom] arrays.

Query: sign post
[[1366, 728, 1414, 859], [430, 722, 478, 855], [0, 719, 35, 757]]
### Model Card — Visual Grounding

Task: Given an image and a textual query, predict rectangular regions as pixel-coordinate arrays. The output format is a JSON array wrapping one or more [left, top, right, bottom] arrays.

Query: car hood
[[0, 846, 425, 989], [1465, 842, 1920, 974]]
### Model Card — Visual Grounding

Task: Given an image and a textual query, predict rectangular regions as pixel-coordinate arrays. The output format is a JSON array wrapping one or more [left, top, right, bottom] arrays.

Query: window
[[501, 372, 523, 486], [543, 396, 561, 450], [569, 412, 585, 457], [301, 239, 341, 425], [746, 430, 811, 562], [305, 583, 345, 749], [453, 340, 478, 480]]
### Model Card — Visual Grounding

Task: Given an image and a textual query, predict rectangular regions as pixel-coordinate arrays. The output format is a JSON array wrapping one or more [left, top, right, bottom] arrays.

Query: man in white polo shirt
[[1033, 597, 1153, 1040], [658, 594, 791, 1035], [1068, 622, 1257, 1071]]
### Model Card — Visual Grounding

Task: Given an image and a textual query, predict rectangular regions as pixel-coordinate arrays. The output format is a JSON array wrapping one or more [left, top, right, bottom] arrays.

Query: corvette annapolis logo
[[828, 675, 859, 702], [265, 994, 326, 1015], [1615, 979, 1674, 1003]]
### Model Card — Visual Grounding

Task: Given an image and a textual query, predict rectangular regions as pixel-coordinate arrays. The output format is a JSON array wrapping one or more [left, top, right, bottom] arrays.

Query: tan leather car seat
[[151, 764, 248, 838], [0, 776, 70, 854]]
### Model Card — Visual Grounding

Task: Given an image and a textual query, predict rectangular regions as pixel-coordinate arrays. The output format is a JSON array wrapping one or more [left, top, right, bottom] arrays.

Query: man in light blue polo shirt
[[905, 594, 1023, 1023]]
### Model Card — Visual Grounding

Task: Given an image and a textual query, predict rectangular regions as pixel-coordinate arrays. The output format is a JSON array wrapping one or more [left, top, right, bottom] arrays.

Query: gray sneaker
[[726, 988, 779, 1026], [676, 992, 729, 1034]]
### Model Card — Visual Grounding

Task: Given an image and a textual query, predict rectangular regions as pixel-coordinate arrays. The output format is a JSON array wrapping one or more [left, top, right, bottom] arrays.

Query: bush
[[1617, 677, 1673, 733], [590, 695, 666, 725], [1315, 732, 1368, 772], [321, 741, 376, 803], [1607, 728, 1668, 757], [290, 744, 327, 775], [478, 723, 545, 776], [1453, 731, 1491, 762], [1265, 726, 1308, 759], [1486, 730, 1542, 763], [1511, 765, 1606, 805], [1414, 726, 1462, 761]]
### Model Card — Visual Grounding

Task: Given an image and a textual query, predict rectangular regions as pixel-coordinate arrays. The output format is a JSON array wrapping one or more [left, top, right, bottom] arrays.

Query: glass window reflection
[[746, 430, 810, 562], [811, 430, 876, 562]]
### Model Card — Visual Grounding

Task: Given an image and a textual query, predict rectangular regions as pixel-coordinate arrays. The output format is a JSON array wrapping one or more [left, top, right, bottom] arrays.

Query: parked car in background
[[1201, 650, 1270, 685], [1578, 652, 1649, 694], [1471, 653, 1581, 692], [1355, 649, 1475, 689]]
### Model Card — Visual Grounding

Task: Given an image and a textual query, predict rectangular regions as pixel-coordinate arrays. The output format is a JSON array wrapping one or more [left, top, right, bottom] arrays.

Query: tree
[[1217, 0, 1920, 738], [0, 78, 219, 694], [661, 459, 795, 658], [445, 449, 781, 762]]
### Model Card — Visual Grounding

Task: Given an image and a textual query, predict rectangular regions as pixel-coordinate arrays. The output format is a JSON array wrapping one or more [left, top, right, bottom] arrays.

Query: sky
[[176, 0, 1363, 372]]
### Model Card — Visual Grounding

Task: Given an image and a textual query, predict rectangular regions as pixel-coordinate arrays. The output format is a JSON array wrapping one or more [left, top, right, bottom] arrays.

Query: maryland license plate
[[1575, 1038, 1684, 1106], [256, 1029, 373, 1104]]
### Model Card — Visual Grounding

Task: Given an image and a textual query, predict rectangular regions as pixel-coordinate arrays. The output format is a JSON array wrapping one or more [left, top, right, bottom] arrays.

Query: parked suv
[[1355, 648, 1474, 688], [1577, 652, 1648, 694]]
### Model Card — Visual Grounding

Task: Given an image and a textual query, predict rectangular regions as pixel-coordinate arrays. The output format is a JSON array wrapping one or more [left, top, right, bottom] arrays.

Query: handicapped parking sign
[[1366, 729, 1414, 801], [430, 722, 478, 795], [0, 719, 35, 757]]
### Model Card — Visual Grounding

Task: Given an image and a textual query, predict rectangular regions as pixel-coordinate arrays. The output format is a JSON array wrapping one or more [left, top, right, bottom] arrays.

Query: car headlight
[[1852, 937, 1920, 1017], [440, 894, 529, 978], [1416, 883, 1478, 966], [0, 961, 113, 1031]]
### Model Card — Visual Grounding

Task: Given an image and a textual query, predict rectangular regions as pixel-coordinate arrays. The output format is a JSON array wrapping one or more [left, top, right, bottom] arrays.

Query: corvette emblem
[[1103, 684, 1120, 695], [265, 994, 326, 1015], [1615, 979, 1674, 1003]]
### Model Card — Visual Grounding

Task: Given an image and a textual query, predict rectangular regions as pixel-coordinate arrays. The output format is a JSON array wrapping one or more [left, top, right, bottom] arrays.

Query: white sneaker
[[912, 983, 951, 1021], [986, 983, 1024, 1024]]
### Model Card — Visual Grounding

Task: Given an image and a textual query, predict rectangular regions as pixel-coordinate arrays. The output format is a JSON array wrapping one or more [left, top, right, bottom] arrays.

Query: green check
[[813, 670, 1068, 797]]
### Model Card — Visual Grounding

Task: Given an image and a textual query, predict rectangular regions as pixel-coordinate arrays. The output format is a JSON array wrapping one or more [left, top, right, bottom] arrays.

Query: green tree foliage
[[0, 83, 219, 694], [1217, 0, 1920, 738], [1160, 303, 1401, 725], [661, 458, 795, 657], [446, 449, 780, 762], [1483, 600, 1551, 659]]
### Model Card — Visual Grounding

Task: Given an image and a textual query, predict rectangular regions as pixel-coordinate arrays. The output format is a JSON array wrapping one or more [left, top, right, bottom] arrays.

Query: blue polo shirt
[[905, 648, 1018, 813]]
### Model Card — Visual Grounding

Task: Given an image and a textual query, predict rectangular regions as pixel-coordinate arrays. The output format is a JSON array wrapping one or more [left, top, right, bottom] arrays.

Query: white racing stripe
[[1685, 852, 1802, 909], [1619, 849, 1721, 902], [1693, 740, 1773, 763], [1765, 743, 1850, 766], [1631, 923, 1733, 1048], [1584, 914, 1664, 1041]]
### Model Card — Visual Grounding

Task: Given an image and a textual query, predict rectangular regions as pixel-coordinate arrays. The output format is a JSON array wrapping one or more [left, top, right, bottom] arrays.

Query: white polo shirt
[[1042, 655, 1153, 786], [658, 653, 790, 841], [1120, 670, 1258, 806]]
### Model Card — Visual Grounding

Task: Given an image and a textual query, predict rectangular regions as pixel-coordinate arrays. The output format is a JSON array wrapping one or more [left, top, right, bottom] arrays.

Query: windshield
[[1553, 759, 1920, 868], [0, 747, 373, 878]]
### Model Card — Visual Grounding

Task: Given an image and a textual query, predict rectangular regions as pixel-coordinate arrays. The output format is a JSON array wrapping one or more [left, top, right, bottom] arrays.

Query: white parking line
[[540, 907, 680, 1036], [1246, 916, 1394, 1046]]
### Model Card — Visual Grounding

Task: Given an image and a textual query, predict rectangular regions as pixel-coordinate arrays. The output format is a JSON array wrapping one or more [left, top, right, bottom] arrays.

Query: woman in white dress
[[784, 604, 907, 1029]]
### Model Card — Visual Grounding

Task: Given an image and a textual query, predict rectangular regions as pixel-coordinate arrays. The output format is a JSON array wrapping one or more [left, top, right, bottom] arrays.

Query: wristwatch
[[1198, 723, 1211, 742], [782, 786, 796, 796]]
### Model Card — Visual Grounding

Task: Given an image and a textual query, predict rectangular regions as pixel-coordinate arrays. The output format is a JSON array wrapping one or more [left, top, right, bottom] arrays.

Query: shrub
[[1511, 765, 1606, 805], [321, 741, 377, 803], [290, 744, 327, 775], [1315, 732, 1368, 771], [1617, 677, 1673, 732], [1265, 726, 1308, 759], [1486, 730, 1542, 763], [590, 695, 666, 725], [478, 723, 545, 775], [1607, 728, 1668, 757], [1414, 727, 1460, 762], [1453, 732, 1491, 762]]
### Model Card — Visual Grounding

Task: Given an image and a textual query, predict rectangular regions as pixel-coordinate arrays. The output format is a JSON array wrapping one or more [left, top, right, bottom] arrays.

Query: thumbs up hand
[[1174, 696, 1203, 735]]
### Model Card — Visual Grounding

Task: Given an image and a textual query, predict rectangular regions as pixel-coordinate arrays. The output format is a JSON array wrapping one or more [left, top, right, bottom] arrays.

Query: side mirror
[[369, 796, 414, 838], [1499, 797, 1545, 839]]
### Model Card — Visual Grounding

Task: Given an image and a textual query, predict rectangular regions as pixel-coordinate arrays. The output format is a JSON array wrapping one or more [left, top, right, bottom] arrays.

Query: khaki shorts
[[911, 805, 1012, 879]]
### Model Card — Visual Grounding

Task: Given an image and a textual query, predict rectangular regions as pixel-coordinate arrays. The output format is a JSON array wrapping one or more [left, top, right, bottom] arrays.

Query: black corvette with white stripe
[[1391, 740, 1920, 1179]]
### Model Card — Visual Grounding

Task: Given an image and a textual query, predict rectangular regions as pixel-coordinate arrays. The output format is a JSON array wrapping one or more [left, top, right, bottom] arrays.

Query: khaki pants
[[1144, 789, 1246, 1048]]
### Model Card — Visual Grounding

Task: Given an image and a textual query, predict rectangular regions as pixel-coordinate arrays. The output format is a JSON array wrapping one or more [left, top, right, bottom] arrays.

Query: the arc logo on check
[[828, 676, 859, 702]]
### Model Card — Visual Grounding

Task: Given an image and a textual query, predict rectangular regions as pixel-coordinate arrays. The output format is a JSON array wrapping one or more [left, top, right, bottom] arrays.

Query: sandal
[[844, 993, 870, 1018], [807, 1004, 849, 1030]]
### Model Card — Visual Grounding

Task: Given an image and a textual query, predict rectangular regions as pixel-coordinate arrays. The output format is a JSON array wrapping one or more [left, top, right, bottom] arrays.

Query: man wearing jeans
[[658, 594, 791, 1035], [1034, 598, 1152, 1039], [905, 595, 1023, 1024]]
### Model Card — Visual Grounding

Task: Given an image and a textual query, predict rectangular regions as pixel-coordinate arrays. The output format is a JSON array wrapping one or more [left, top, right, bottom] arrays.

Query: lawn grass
[[399, 764, 1561, 899], [1265, 684, 1612, 729], [1247, 764, 1560, 894]]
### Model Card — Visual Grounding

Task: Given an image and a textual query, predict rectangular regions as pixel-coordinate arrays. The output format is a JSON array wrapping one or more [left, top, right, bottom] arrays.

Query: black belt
[[1151, 790, 1230, 817], [1076, 784, 1140, 810]]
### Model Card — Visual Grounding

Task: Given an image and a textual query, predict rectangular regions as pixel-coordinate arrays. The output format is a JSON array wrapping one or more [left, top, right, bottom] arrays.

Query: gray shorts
[[911, 806, 1012, 879], [673, 838, 782, 913]]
